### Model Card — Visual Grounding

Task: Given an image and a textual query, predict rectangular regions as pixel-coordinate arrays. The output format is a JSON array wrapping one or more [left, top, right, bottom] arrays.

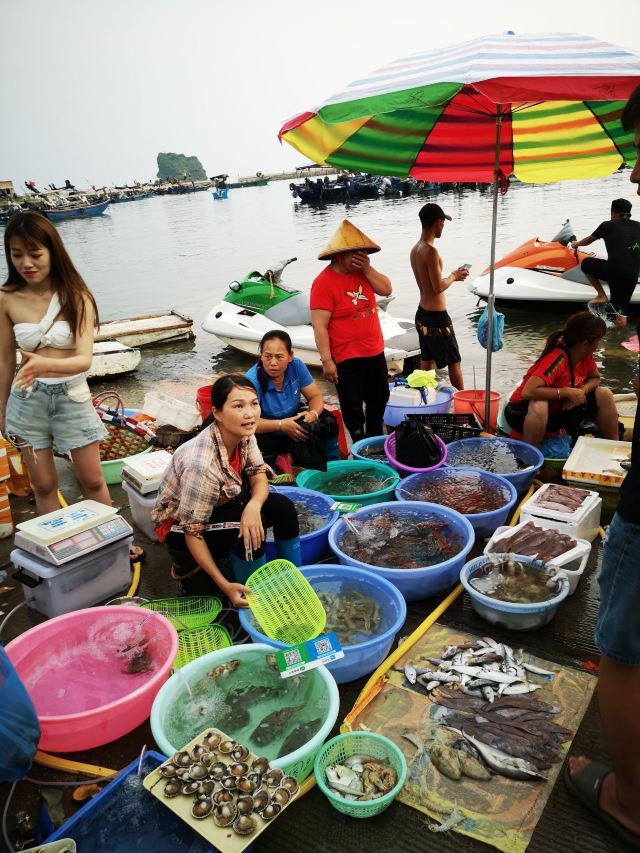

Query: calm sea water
[[1, 172, 637, 405]]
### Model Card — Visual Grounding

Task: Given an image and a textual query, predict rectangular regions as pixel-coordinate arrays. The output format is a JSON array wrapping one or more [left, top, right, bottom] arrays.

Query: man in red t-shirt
[[311, 220, 391, 441]]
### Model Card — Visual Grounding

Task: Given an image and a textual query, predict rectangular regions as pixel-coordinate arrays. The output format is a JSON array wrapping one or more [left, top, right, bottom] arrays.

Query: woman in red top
[[310, 219, 391, 441], [504, 312, 618, 446]]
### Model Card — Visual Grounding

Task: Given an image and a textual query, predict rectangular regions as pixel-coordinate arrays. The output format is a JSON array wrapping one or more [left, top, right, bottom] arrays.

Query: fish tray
[[144, 727, 297, 853], [485, 522, 591, 595], [519, 483, 602, 542], [405, 412, 482, 444], [563, 436, 632, 488]]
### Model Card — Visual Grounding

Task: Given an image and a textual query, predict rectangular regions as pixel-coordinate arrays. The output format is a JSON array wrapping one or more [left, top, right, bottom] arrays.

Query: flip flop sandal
[[129, 545, 147, 565], [564, 760, 640, 849]]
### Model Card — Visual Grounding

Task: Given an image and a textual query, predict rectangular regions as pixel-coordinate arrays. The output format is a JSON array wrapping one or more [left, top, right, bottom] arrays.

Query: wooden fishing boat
[[226, 178, 269, 188], [87, 341, 141, 380], [43, 200, 110, 221], [95, 310, 194, 348]]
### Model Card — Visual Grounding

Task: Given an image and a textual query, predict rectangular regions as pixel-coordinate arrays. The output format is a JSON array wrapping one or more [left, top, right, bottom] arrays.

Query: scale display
[[14, 515, 133, 565], [16, 500, 117, 545]]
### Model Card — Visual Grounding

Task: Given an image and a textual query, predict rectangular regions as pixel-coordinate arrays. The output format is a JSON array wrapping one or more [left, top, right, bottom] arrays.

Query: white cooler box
[[519, 483, 602, 542], [122, 479, 158, 541], [11, 535, 133, 617]]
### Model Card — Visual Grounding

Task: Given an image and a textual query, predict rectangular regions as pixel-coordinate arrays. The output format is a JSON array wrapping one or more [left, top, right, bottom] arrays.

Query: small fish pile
[[399, 470, 511, 515], [317, 587, 382, 645], [340, 509, 463, 569], [315, 469, 395, 497], [487, 521, 577, 562], [160, 730, 299, 837], [448, 440, 529, 475], [469, 555, 566, 604], [532, 484, 590, 515], [324, 754, 398, 800], [400, 636, 570, 781]]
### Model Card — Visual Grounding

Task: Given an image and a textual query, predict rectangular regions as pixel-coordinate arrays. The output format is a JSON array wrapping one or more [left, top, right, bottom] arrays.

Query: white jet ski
[[468, 219, 640, 307], [202, 257, 420, 370]]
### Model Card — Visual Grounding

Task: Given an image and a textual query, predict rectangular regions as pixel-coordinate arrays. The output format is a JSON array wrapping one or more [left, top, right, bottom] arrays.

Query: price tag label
[[330, 502, 360, 514], [274, 632, 344, 678]]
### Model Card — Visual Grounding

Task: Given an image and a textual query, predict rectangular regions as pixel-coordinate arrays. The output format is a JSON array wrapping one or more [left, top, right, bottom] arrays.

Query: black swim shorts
[[580, 257, 638, 315], [414, 307, 461, 368], [504, 388, 599, 436]]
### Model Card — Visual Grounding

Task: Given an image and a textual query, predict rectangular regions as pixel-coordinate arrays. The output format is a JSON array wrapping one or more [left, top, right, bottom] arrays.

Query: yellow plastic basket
[[173, 624, 232, 669], [246, 559, 326, 646], [140, 596, 221, 630]]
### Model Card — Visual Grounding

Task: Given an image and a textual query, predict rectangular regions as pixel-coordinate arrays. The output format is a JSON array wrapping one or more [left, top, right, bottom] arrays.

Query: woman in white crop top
[[0, 211, 111, 515]]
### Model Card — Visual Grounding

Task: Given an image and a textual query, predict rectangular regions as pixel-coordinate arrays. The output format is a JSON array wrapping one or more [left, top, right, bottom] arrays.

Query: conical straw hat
[[317, 219, 381, 260]]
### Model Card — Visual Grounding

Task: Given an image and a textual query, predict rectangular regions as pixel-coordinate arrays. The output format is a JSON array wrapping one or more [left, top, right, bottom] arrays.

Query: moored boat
[[95, 310, 194, 348], [43, 200, 110, 221], [87, 341, 141, 380]]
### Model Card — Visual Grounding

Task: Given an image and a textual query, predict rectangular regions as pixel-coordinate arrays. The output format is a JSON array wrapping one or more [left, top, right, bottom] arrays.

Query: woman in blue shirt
[[245, 330, 325, 463]]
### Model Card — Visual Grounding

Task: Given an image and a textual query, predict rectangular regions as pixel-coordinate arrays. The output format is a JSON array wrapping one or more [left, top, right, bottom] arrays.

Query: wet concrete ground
[[0, 461, 623, 852]]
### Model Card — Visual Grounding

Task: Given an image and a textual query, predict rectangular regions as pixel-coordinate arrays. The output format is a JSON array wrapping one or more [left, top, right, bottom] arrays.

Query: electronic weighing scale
[[14, 499, 133, 566]]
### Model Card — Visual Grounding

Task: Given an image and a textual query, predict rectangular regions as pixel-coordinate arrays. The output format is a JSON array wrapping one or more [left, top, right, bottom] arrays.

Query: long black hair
[[540, 311, 606, 359], [256, 329, 293, 393]]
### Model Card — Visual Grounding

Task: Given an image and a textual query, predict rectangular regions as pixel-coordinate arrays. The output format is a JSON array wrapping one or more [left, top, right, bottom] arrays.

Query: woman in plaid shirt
[[152, 375, 300, 606]]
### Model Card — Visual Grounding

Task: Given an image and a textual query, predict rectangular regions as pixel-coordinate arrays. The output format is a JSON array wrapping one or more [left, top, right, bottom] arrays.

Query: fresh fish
[[251, 705, 304, 747], [451, 665, 521, 685], [402, 731, 427, 760], [405, 664, 417, 684], [500, 683, 542, 696], [426, 680, 440, 691], [457, 749, 492, 781], [417, 671, 460, 685], [522, 662, 556, 679], [279, 717, 322, 755], [460, 730, 546, 781], [429, 744, 462, 781], [481, 686, 496, 704]]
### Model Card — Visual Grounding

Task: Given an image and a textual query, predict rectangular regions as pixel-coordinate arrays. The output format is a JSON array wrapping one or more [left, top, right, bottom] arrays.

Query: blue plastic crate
[[46, 751, 220, 853]]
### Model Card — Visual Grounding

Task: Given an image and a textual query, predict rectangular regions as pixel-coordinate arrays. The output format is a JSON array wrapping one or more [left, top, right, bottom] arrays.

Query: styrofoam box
[[520, 484, 601, 542], [121, 480, 159, 541], [485, 523, 591, 595], [11, 536, 133, 617], [142, 391, 200, 431], [121, 449, 173, 495]]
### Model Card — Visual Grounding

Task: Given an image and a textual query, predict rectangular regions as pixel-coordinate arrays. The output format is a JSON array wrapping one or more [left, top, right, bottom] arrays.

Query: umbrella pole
[[483, 111, 503, 431]]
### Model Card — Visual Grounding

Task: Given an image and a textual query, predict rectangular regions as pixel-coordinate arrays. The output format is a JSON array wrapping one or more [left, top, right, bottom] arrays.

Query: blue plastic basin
[[460, 555, 570, 631], [328, 501, 474, 602], [384, 386, 453, 428], [266, 486, 339, 563], [445, 436, 544, 494], [350, 435, 388, 462], [395, 467, 518, 539], [239, 564, 407, 684]]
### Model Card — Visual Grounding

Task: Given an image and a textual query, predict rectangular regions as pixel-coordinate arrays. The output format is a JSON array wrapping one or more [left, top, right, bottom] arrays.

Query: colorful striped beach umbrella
[[279, 32, 640, 426]]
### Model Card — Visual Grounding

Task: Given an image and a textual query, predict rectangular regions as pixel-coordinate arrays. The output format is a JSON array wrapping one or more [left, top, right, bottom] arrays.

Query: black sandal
[[129, 545, 147, 565]]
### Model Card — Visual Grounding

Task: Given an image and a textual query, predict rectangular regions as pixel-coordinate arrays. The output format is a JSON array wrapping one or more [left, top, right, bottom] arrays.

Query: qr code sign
[[284, 648, 302, 667], [314, 638, 332, 655]]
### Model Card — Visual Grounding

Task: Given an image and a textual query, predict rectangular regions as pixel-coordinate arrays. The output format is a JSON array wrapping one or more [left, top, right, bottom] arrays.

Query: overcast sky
[[1, 0, 639, 188]]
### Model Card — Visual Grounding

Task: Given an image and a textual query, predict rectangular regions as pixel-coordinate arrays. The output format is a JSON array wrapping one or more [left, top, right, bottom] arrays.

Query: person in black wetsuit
[[569, 197, 640, 327], [565, 86, 640, 849]]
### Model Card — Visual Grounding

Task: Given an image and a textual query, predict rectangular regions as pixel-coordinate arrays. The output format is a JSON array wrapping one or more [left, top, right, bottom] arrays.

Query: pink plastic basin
[[5, 606, 178, 752]]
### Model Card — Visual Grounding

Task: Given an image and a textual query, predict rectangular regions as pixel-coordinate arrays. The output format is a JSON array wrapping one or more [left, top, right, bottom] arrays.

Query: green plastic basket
[[314, 732, 407, 819], [173, 624, 232, 669], [245, 559, 326, 645], [140, 596, 221, 630]]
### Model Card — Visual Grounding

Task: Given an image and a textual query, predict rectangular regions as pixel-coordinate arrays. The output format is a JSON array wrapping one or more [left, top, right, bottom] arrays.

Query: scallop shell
[[233, 814, 256, 836], [229, 762, 249, 778], [191, 796, 213, 820], [181, 781, 201, 796], [160, 762, 178, 778], [221, 775, 237, 791], [251, 756, 270, 775], [260, 802, 281, 821], [190, 744, 209, 761], [210, 761, 227, 781], [272, 787, 290, 806], [197, 780, 214, 797], [213, 802, 238, 827], [188, 762, 208, 781], [236, 795, 254, 815], [235, 776, 255, 794], [281, 775, 300, 796], [176, 767, 192, 781], [213, 789, 234, 805], [163, 779, 181, 798], [252, 789, 269, 812], [201, 752, 215, 768], [173, 750, 192, 768], [202, 732, 222, 750], [218, 739, 236, 754], [263, 767, 284, 788], [231, 744, 251, 762]]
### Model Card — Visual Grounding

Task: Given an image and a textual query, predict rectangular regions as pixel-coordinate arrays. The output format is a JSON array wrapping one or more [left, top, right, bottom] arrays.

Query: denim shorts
[[5, 376, 107, 455], [595, 512, 640, 666]]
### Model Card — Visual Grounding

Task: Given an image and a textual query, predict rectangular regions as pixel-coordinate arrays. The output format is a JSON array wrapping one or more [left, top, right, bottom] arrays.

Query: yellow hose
[[35, 751, 117, 778], [57, 489, 68, 508], [127, 561, 141, 596]]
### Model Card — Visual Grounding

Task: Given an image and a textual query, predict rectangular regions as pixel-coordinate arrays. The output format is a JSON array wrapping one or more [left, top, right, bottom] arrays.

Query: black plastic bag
[[395, 417, 442, 468]]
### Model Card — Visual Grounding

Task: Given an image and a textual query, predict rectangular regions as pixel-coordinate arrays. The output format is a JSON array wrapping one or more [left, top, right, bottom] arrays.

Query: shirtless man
[[410, 202, 469, 389]]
